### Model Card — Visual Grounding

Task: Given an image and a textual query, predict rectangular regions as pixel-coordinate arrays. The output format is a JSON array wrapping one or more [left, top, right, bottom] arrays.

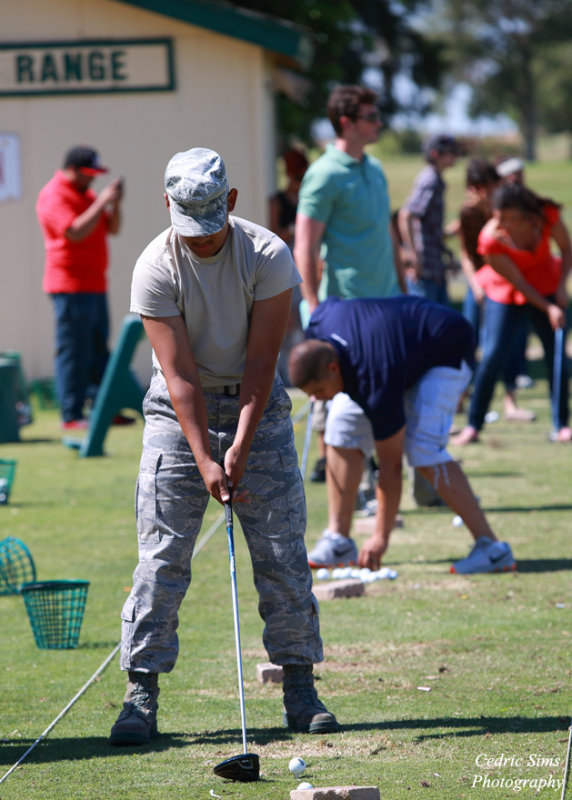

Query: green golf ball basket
[[21, 580, 90, 649], [0, 459, 16, 504], [0, 536, 36, 595]]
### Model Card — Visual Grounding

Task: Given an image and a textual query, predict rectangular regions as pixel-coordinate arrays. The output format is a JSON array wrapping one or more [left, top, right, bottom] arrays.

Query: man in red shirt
[[36, 146, 125, 429]]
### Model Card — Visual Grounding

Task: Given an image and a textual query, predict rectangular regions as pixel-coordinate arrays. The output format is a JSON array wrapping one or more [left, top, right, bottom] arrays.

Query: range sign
[[0, 39, 174, 96]]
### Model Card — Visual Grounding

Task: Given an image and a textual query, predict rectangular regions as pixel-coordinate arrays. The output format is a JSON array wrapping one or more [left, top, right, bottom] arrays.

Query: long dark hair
[[492, 182, 561, 223]]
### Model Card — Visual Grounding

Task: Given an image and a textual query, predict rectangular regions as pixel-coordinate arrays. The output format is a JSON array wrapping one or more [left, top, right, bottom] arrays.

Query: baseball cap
[[424, 134, 461, 158], [63, 146, 108, 175], [496, 157, 524, 178], [164, 148, 229, 236]]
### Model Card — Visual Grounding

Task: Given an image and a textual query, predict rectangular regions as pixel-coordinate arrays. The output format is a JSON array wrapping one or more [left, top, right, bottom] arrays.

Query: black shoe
[[310, 457, 326, 483], [109, 672, 160, 746], [282, 664, 339, 734]]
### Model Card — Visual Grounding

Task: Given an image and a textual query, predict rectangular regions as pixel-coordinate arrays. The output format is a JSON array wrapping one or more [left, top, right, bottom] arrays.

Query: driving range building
[[0, 0, 311, 383]]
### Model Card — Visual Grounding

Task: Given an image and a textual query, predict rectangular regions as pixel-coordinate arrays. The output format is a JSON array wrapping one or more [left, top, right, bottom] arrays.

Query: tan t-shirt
[[130, 215, 301, 386]]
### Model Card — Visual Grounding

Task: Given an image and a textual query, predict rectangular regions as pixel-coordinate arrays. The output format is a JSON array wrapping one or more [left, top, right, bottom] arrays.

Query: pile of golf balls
[[315, 566, 397, 582], [288, 756, 306, 776]]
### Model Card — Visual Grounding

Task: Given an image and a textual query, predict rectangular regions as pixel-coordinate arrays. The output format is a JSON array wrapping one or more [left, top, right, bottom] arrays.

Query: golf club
[[560, 718, 572, 800], [300, 400, 314, 482], [552, 326, 564, 435], [213, 500, 260, 783]]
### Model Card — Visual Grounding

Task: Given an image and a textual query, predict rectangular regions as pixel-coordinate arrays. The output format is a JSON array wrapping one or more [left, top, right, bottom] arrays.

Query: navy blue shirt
[[307, 296, 475, 440]]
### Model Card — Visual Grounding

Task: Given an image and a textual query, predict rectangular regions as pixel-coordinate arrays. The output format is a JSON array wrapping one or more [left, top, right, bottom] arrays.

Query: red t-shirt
[[475, 204, 561, 305], [36, 170, 109, 293]]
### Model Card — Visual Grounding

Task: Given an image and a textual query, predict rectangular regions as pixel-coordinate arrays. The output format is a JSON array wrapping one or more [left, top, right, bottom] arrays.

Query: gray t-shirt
[[131, 215, 301, 386]]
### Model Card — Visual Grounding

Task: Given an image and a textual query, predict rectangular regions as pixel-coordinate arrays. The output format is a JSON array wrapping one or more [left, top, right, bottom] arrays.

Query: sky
[[311, 73, 518, 144], [391, 81, 518, 137], [312, 75, 518, 144]]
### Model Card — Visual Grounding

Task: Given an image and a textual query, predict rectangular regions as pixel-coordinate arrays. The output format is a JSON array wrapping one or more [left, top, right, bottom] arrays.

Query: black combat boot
[[282, 664, 339, 734], [109, 671, 160, 746]]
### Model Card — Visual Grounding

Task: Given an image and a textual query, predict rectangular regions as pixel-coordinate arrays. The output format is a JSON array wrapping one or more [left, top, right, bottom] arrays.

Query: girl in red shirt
[[453, 182, 571, 444]]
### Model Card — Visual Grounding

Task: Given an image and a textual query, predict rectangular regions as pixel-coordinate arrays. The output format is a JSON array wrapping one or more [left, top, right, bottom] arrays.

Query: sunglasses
[[355, 112, 381, 123]]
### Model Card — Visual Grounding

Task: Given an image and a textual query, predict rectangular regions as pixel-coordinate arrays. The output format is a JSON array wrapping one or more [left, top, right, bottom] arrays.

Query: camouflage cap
[[164, 148, 229, 236]]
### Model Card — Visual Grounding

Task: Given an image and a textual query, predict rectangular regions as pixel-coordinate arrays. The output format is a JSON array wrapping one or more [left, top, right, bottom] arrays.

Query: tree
[[420, 0, 572, 160], [534, 42, 572, 156], [228, 0, 445, 144]]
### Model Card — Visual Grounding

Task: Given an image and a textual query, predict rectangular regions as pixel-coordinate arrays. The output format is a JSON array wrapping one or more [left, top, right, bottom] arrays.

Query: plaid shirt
[[405, 165, 447, 284]]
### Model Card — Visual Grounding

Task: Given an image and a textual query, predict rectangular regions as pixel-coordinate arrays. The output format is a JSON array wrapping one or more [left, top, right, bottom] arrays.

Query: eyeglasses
[[355, 112, 381, 123]]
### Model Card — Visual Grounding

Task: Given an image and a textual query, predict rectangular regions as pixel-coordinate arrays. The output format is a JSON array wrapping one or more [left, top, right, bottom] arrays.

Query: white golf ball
[[331, 567, 344, 579], [452, 515, 464, 527], [316, 568, 330, 581], [288, 756, 306, 776], [297, 782, 314, 790]]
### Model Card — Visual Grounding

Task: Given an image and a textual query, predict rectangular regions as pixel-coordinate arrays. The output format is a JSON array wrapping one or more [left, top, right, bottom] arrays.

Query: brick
[[290, 786, 380, 800], [256, 662, 283, 684], [312, 579, 365, 601]]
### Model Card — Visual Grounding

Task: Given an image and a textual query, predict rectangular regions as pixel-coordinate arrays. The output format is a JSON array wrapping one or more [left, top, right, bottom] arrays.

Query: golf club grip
[[225, 500, 233, 529]]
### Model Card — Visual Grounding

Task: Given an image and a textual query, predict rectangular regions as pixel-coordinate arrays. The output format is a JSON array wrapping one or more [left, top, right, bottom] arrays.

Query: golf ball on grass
[[297, 782, 314, 790], [452, 515, 464, 527], [289, 756, 306, 776], [316, 568, 330, 581]]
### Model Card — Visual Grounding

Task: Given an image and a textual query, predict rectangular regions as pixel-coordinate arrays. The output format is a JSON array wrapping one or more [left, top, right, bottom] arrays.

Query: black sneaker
[[109, 672, 160, 746], [282, 664, 339, 734], [309, 457, 326, 483]]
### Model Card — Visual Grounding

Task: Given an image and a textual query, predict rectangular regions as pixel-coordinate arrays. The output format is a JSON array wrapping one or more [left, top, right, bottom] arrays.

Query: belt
[[205, 383, 241, 396]]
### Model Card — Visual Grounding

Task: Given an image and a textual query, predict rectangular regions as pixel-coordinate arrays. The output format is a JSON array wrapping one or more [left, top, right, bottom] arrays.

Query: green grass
[[0, 380, 570, 799]]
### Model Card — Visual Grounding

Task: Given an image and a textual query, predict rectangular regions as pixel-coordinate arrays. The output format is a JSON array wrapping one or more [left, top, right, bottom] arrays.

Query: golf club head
[[213, 752, 260, 782]]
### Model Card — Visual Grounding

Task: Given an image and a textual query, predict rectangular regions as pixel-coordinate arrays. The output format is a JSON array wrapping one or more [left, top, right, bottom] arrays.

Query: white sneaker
[[451, 537, 516, 574], [307, 530, 358, 569]]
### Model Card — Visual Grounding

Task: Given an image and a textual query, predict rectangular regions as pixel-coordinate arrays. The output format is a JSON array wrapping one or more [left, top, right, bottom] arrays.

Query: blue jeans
[[51, 293, 110, 422], [468, 297, 569, 431], [462, 287, 522, 392], [406, 277, 449, 306]]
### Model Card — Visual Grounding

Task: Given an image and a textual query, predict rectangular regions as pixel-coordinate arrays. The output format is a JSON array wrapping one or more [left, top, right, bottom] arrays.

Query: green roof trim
[[115, 0, 313, 69]]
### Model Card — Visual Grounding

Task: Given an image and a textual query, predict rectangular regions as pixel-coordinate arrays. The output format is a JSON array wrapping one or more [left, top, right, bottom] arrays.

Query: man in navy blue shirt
[[288, 296, 516, 575]]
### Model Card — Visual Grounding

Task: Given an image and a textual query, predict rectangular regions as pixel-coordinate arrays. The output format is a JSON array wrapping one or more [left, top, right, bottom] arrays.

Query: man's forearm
[[66, 194, 109, 241], [375, 466, 403, 545], [234, 355, 277, 455], [294, 247, 320, 311]]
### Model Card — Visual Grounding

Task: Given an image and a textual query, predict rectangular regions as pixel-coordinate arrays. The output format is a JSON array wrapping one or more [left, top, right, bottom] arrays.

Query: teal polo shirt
[[297, 143, 399, 301]]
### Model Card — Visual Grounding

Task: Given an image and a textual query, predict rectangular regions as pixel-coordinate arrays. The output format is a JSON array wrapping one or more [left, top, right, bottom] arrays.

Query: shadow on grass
[[14, 437, 59, 445], [0, 726, 294, 767], [405, 557, 572, 572], [402, 503, 572, 518], [1, 716, 569, 767], [482, 504, 572, 514], [510, 558, 572, 573]]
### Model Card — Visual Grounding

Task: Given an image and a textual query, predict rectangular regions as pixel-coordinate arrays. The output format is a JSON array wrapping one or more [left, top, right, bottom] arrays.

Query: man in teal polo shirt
[[294, 84, 405, 569]]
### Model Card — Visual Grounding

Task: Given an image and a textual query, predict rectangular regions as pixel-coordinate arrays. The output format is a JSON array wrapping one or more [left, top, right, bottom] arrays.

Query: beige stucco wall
[[1, 0, 277, 387]]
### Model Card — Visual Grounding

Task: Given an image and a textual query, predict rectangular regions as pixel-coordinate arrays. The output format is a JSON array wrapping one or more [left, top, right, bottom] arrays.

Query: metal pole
[[0, 643, 121, 785]]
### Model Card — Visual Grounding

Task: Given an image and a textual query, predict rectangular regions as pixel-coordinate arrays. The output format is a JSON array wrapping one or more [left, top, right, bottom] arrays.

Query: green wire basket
[[0, 459, 16, 504], [20, 580, 90, 649], [0, 536, 36, 595]]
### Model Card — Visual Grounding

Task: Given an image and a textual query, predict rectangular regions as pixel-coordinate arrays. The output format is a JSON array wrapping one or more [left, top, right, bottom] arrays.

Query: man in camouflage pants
[[109, 147, 339, 746]]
